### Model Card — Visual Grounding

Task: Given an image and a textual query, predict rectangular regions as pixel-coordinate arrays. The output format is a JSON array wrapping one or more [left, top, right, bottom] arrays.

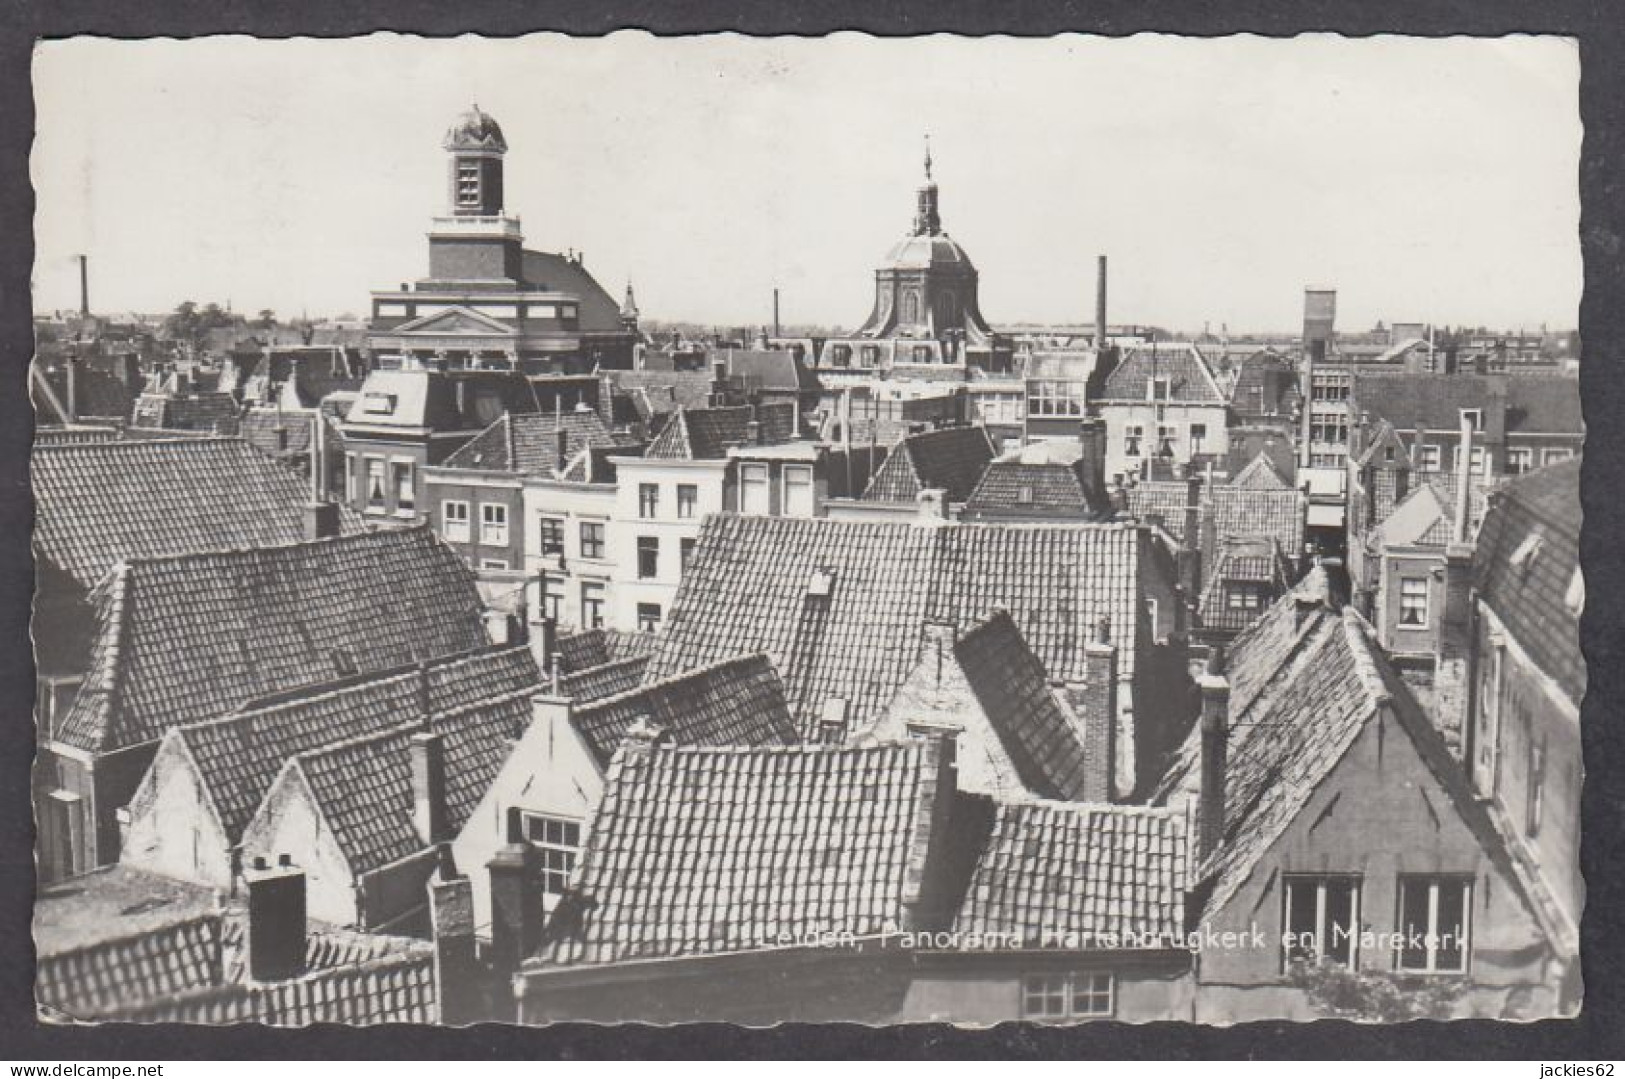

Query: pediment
[[394, 306, 515, 336]]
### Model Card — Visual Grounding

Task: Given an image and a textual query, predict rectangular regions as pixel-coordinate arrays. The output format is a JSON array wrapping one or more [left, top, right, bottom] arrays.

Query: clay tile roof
[[963, 460, 1093, 518], [1125, 481, 1304, 556], [536, 739, 947, 966], [1230, 451, 1291, 490], [606, 370, 718, 419], [34, 866, 223, 1020], [953, 801, 1188, 947], [1472, 456, 1582, 705], [57, 527, 490, 755], [132, 391, 241, 434], [949, 612, 1095, 800], [441, 411, 630, 475], [281, 689, 534, 875], [169, 645, 539, 845], [571, 653, 797, 766], [647, 516, 1150, 737], [555, 628, 658, 674], [557, 654, 651, 703], [1198, 539, 1296, 634], [119, 952, 439, 1025], [1102, 345, 1225, 404], [645, 403, 798, 460], [861, 426, 996, 503], [31, 438, 366, 593]]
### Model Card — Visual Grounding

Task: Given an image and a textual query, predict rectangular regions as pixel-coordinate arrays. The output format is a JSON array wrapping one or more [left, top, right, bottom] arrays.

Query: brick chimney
[[1483, 374, 1509, 477], [915, 487, 948, 522], [709, 359, 730, 406], [1178, 476, 1204, 608], [303, 500, 340, 542], [621, 715, 669, 762], [244, 854, 306, 983], [1077, 416, 1109, 515], [487, 810, 542, 1019], [554, 424, 570, 475], [411, 730, 449, 846], [1435, 541, 1476, 764], [1197, 664, 1231, 862], [1067, 615, 1118, 803], [527, 606, 558, 677], [1095, 255, 1109, 354], [427, 847, 481, 1025]]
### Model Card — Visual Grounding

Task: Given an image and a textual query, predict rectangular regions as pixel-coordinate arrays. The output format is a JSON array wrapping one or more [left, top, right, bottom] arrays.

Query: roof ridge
[[31, 434, 250, 454], [994, 797, 1186, 819], [224, 643, 530, 717], [107, 519, 434, 572], [581, 651, 773, 714]]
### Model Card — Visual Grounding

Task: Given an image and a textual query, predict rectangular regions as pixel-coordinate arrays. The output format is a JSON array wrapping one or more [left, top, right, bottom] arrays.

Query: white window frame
[[391, 458, 416, 517], [636, 535, 660, 580], [364, 455, 387, 513], [480, 502, 509, 547], [1395, 876, 1472, 975], [480, 558, 509, 571], [676, 483, 699, 520], [1420, 444, 1442, 471], [580, 580, 606, 629], [579, 520, 606, 561], [442, 499, 471, 543], [1505, 447, 1534, 475], [741, 462, 771, 515], [1398, 576, 1429, 628], [1542, 447, 1575, 466], [1020, 972, 1115, 1020], [1282, 874, 1362, 970], [520, 812, 582, 900], [537, 515, 566, 557], [783, 464, 815, 518], [638, 483, 659, 519]]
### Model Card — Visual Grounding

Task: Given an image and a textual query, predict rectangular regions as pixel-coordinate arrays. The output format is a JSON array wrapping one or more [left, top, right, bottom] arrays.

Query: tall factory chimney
[[1095, 255, 1108, 353], [78, 254, 89, 318], [773, 288, 781, 339]]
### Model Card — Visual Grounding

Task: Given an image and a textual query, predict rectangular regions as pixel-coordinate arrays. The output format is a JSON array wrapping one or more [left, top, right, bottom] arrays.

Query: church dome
[[443, 105, 508, 153], [880, 232, 977, 272]]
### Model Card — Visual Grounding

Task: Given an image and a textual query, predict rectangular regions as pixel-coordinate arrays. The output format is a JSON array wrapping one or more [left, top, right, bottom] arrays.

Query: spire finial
[[923, 134, 933, 181]]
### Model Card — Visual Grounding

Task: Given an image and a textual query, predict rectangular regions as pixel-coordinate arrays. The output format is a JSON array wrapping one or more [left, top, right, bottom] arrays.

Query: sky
[[31, 33, 1581, 333]]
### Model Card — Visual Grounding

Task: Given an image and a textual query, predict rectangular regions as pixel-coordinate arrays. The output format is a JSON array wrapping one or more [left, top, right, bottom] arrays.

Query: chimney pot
[[427, 857, 480, 1025]]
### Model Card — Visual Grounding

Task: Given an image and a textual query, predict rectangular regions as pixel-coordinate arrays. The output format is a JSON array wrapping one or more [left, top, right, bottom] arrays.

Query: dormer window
[[1147, 377, 1172, 401], [360, 392, 396, 416]]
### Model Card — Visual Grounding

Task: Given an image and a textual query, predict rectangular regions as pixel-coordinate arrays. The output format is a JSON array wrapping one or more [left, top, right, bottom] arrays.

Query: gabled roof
[[132, 390, 240, 434], [32, 438, 367, 594], [862, 612, 1096, 800], [536, 739, 949, 966], [276, 689, 533, 876], [1373, 482, 1454, 549], [169, 645, 539, 846], [647, 516, 1155, 736], [861, 425, 996, 503], [644, 403, 798, 460], [1473, 456, 1583, 705], [557, 655, 650, 703], [554, 627, 658, 673], [953, 801, 1187, 947], [1224, 348, 1298, 420], [57, 527, 490, 755], [1124, 481, 1305, 557], [1101, 344, 1225, 404], [521, 250, 625, 335], [605, 370, 719, 420], [1198, 538, 1297, 634], [722, 349, 820, 395], [571, 653, 798, 766], [440, 411, 629, 476], [1230, 451, 1291, 491], [342, 369, 539, 433], [1369, 469, 1489, 538], [963, 459, 1096, 519]]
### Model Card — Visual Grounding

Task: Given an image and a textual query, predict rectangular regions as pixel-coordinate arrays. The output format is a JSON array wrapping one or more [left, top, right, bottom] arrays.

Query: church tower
[[427, 105, 525, 282]]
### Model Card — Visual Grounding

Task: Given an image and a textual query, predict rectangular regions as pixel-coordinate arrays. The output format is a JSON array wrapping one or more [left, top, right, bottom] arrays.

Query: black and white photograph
[[24, 30, 1587, 1032]]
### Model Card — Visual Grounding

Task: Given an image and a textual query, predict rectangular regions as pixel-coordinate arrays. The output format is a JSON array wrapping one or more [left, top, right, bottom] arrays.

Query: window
[[1124, 424, 1143, 458], [392, 461, 415, 515], [783, 465, 815, 517], [521, 813, 581, 900], [365, 457, 386, 512], [1282, 875, 1361, 969], [1310, 415, 1350, 445], [676, 484, 698, 519], [832, 345, 852, 368], [1452, 444, 1488, 477], [1399, 577, 1429, 627], [456, 160, 481, 207], [541, 575, 564, 621], [1395, 876, 1471, 974], [1528, 736, 1547, 837], [581, 581, 606, 629], [480, 503, 509, 547], [580, 521, 605, 560], [1226, 585, 1263, 611], [1190, 423, 1208, 452], [442, 500, 471, 543], [1157, 425, 1176, 457], [345, 455, 358, 503], [681, 537, 696, 569], [1028, 380, 1084, 417], [638, 483, 659, 519], [480, 558, 509, 571], [1420, 444, 1442, 471], [1147, 377, 1171, 401], [637, 536, 659, 579], [538, 516, 565, 557], [1543, 447, 1575, 466], [636, 602, 662, 633], [741, 462, 771, 515], [1021, 973, 1115, 1020], [1506, 447, 1534, 475]]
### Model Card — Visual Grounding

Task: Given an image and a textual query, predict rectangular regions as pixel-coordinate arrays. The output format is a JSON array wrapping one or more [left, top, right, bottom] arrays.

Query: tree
[[1287, 958, 1464, 1022]]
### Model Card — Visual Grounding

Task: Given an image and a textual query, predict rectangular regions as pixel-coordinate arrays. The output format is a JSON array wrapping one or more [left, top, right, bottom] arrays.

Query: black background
[[1, 0, 1621, 1060]]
